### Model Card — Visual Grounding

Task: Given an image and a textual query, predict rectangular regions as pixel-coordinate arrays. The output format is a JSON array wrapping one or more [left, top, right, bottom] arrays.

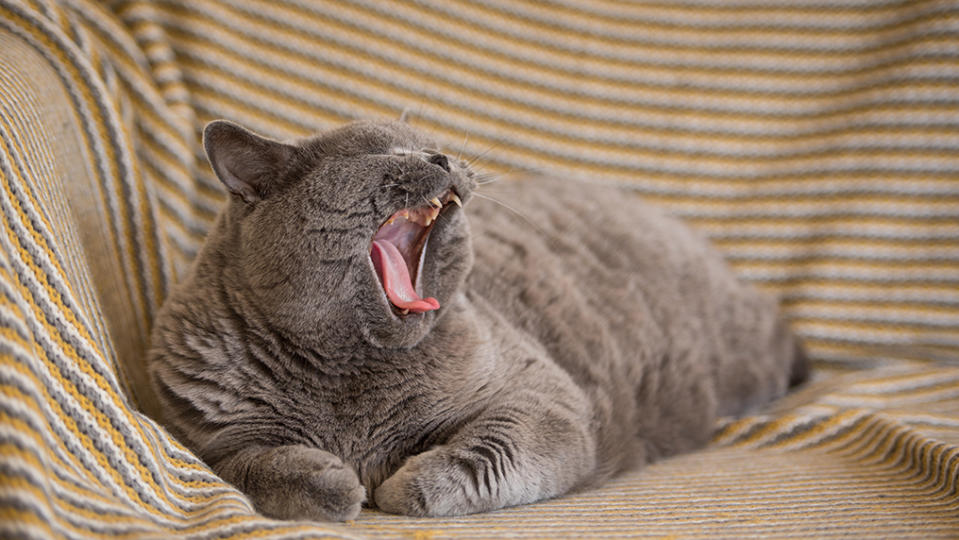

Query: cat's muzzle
[[370, 189, 462, 315]]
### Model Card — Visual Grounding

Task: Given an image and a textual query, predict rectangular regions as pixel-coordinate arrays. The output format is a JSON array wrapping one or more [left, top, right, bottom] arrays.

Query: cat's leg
[[374, 388, 596, 517], [214, 444, 366, 521]]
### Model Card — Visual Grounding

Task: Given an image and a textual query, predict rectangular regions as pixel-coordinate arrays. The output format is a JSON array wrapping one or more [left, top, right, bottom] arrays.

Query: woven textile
[[0, 0, 957, 538]]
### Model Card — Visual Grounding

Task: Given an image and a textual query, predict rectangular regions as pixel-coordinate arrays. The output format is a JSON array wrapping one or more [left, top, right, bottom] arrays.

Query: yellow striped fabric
[[151, 0, 959, 368], [0, 0, 350, 537], [0, 0, 957, 538]]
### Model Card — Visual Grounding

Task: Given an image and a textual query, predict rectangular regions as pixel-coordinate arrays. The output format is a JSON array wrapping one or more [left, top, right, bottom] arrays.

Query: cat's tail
[[789, 340, 810, 388], [712, 308, 809, 418]]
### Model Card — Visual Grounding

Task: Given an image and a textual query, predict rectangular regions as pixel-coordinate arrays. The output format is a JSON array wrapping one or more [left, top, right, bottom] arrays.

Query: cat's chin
[[356, 273, 440, 349], [362, 312, 435, 350]]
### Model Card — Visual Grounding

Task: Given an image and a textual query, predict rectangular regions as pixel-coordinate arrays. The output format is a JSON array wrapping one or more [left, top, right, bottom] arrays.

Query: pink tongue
[[371, 240, 440, 313]]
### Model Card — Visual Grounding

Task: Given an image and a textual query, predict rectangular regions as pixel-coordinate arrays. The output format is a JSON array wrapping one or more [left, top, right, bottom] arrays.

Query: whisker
[[474, 161, 544, 186], [477, 179, 501, 187], [455, 132, 471, 163], [471, 192, 546, 236], [476, 173, 504, 186], [466, 143, 500, 168]]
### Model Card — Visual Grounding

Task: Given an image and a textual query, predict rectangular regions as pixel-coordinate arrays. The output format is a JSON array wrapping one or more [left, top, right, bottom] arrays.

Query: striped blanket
[[0, 0, 957, 537]]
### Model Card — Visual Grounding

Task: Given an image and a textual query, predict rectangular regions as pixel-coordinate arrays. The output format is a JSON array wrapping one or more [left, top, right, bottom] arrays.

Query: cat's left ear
[[203, 120, 295, 203]]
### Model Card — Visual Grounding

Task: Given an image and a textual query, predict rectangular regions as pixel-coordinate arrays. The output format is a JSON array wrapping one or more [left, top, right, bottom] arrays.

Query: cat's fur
[[148, 119, 807, 521]]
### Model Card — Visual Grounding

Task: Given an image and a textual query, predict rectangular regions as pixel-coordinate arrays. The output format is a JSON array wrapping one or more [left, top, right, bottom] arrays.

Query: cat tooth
[[449, 193, 462, 207], [430, 197, 442, 208], [400, 308, 410, 315]]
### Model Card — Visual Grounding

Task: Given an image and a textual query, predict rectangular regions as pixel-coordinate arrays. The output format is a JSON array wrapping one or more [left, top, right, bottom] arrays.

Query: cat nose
[[427, 153, 450, 172]]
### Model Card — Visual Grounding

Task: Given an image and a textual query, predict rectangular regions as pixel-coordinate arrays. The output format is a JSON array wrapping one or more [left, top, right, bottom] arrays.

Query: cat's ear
[[203, 120, 295, 203]]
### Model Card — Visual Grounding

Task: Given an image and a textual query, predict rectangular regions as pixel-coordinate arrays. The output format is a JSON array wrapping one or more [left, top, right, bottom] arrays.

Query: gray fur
[[148, 119, 806, 521]]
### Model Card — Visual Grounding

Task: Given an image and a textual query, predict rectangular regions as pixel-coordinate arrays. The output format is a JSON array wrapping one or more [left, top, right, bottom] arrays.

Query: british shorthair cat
[[148, 119, 806, 521]]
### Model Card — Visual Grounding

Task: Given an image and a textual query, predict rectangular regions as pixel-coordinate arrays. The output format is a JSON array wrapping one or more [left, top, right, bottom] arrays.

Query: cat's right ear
[[203, 120, 295, 203]]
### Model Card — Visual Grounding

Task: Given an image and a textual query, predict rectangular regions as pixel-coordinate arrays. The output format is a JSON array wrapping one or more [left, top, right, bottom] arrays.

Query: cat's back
[[465, 176, 732, 332], [465, 177, 797, 437]]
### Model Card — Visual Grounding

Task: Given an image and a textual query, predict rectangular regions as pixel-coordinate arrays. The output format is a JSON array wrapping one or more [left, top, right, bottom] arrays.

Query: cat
[[148, 119, 807, 522]]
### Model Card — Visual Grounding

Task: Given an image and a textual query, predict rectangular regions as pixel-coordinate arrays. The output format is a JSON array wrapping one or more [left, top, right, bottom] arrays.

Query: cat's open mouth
[[371, 189, 462, 315]]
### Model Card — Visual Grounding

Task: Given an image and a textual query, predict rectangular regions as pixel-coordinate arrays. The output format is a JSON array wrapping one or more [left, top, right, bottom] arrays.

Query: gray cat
[[148, 119, 806, 522]]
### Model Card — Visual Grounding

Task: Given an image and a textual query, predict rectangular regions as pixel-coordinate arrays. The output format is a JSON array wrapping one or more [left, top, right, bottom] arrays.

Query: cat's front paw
[[245, 445, 366, 522], [374, 446, 485, 517]]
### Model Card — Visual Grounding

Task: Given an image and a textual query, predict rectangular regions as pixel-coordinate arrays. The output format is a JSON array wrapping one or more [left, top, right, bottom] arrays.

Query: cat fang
[[371, 189, 462, 315]]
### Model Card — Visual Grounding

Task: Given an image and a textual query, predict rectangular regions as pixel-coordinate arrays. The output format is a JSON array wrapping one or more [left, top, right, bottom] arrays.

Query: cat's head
[[203, 119, 477, 350]]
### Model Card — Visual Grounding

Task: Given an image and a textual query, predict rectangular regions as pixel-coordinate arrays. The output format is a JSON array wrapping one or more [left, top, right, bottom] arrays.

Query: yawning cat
[[148, 119, 806, 521]]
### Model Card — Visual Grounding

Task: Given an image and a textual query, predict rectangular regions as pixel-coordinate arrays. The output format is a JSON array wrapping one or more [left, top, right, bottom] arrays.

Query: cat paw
[[374, 446, 482, 517], [247, 445, 366, 522]]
